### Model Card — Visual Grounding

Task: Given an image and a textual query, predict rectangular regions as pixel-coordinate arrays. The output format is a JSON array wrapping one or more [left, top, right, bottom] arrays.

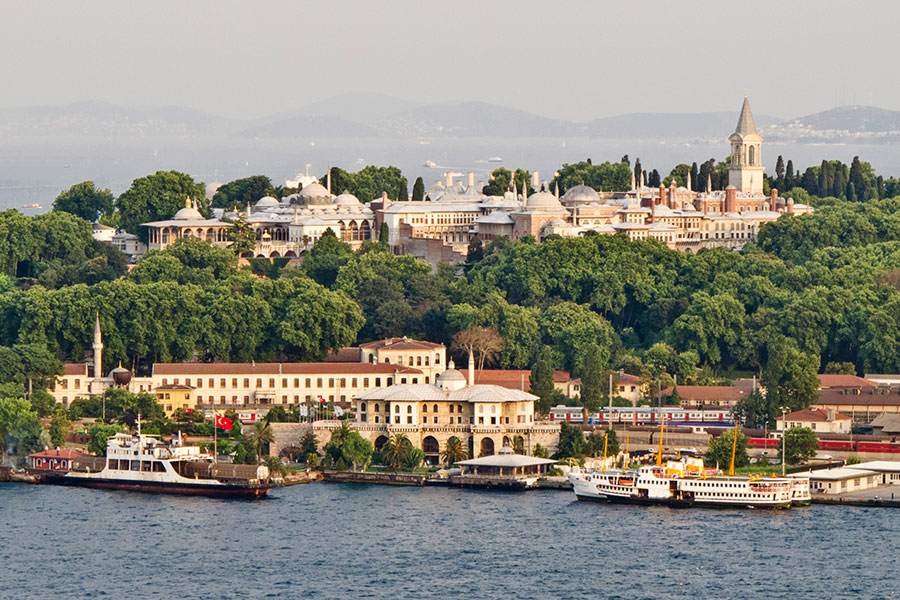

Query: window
[[317, 378, 323, 388], [363, 378, 369, 387], [174, 378, 180, 385], [423, 404, 428, 413], [244, 378, 249, 387], [478, 417, 484, 424], [328, 378, 335, 388], [232, 378, 237, 388], [401, 378, 407, 384], [450, 405, 455, 413], [425, 356, 430, 366], [352, 378, 357, 388], [159, 379, 165, 386], [407, 416, 413, 424], [185, 378, 191, 387], [417, 356, 422, 366], [433, 416, 438, 424], [433, 404, 438, 413], [305, 378, 311, 387], [208, 378, 214, 388], [282, 379, 287, 388], [340, 378, 346, 388], [256, 378, 262, 388], [375, 377, 381, 387], [407, 405, 412, 414], [491, 417, 496, 425], [269, 378, 275, 388], [423, 416, 428, 423]]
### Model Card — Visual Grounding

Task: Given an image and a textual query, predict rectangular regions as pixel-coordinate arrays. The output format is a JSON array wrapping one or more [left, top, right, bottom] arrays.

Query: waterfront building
[[348, 360, 560, 464], [154, 384, 196, 417], [471, 369, 577, 397], [453, 447, 557, 485], [143, 199, 232, 252], [27, 448, 86, 472], [845, 461, 900, 486], [776, 407, 851, 434], [799, 467, 881, 495]]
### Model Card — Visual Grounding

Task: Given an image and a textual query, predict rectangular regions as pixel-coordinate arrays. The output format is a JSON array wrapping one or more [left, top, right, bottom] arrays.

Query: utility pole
[[608, 373, 613, 431], [780, 406, 788, 476]]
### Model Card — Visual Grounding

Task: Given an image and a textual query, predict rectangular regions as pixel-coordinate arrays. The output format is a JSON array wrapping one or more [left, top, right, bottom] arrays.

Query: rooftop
[[29, 448, 87, 459], [455, 450, 556, 468], [818, 374, 877, 388], [152, 362, 423, 376], [776, 408, 851, 422], [358, 337, 444, 351], [356, 383, 537, 403]]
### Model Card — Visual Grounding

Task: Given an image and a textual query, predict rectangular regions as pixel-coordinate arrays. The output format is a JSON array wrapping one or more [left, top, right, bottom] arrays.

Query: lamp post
[[780, 406, 788, 476]]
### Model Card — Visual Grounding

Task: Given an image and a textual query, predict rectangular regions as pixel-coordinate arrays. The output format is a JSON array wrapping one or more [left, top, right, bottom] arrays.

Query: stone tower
[[727, 96, 764, 196], [93, 312, 103, 380]]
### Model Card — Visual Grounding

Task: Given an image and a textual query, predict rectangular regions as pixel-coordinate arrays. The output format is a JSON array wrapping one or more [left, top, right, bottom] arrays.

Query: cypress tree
[[411, 177, 425, 201], [634, 158, 642, 187], [775, 155, 785, 192], [397, 180, 409, 201], [846, 182, 857, 202], [379, 222, 389, 243], [529, 346, 556, 415], [690, 162, 699, 191], [802, 167, 818, 195], [785, 160, 795, 190], [649, 169, 661, 187]]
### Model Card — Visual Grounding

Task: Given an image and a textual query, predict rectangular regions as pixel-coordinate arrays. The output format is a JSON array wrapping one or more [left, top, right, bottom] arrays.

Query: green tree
[[576, 343, 607, 423], [224, 215, 257, 256], [529, 346, 556, 415], [555, 421, 586, 459], [301, 229, 353, 287], [779, 427, 818, 465], [379, 222, 389, 244], [412, 177, 425, 201], [762, 338, 820, 413], [732, 390, 773, 428], [587, 429, 619, 457], [0, 396, 43, 462], [441, 435, 468, 465], [48, 405, 70, 448], [87, 423, 123, 456], [381, 433, 414, 470], [212, 175, 276, 209], [342, 432, 374, 471], [115, 171, 207, 242], [300, 430, 319, 457], [53, 181, 115, 222], [243, 420, 275, 463], [704, 429, 749, 469], [265, 455, 288, 476]]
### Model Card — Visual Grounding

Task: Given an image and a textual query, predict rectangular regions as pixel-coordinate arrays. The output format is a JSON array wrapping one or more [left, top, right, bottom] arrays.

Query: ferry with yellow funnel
[[568, 420, 804, 509]]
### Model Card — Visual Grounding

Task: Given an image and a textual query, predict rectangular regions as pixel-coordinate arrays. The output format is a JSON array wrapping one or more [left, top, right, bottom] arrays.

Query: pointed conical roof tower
[[93, 312, 103, 380], [727, 95, 764, 196]]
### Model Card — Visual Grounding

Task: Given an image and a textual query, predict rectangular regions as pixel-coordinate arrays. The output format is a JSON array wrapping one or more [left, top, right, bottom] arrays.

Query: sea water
[[0, 482, 897, 599]]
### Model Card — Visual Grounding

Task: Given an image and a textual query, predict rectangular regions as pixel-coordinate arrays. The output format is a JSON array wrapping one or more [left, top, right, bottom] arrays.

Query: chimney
[[467, 348, 475, 387], [725, 185, 737, 213], [468, 172, 475, 187], [787, 198, 795, 214], [532, 171, 540, 189], [445, 172, 453, 187], [668, 179, 676, 209]]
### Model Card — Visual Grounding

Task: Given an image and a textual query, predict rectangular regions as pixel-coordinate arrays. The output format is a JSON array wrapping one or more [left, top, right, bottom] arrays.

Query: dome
[[333, 191, 362, 206], [437, 368, 466, 383], [256, 196, 280, 209], [562, 184, 600, 204], [437, 361, 468, 391], [109, 364, 132, 386], [525, 191, 565, 212], [298, 182, 331, 199], [173, 205, 204, 220]]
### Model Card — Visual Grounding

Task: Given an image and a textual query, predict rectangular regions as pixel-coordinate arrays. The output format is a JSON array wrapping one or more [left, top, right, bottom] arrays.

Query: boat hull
[[39, 473, 269, 499], [574, 489, 790, 509]]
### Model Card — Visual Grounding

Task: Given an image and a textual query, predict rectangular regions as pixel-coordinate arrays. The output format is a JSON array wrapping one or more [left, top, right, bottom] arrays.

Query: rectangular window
[[423, 416, 428, 423], [185, 378, 191, 387], [317, 378, 323, 388], [294, 378, 299, 388], [407, 416, 413, 424], [306, 378, 312, 388], [329, 378, 335, 388], [363, 378, 369, 387], [478, 417, 484, 425], [256, 378, 262, 388], [491, 417, 496, 425], [244, 378, 249, 387], [352, 378, 357, 388], [361, 414, 368, 423], [425, 377, 429, 384], [375, 378, 381, 387], [208, 378, 214, 388], [269, 378, 275, 388], [434, 416, 438, 424], [412, 378, 418, 384], [282, 378, 287, 388], [340, 378, 346, 388]]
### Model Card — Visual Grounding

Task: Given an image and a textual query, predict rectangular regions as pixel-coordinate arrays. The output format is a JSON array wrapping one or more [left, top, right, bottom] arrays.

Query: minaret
[[468, 348, 475, 387], [93, 312, 103, 380], [326, 165, 332, 194], [686, 170, 692, 193], [707, 173, 713, 193]]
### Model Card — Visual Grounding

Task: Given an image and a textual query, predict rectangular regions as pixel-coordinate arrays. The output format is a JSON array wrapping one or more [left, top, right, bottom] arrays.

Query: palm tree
[[331, 420, 354, 447], [265, 456, 287, 477], [244, 421, 275, 464], [381, 433, 413, 471], [441, 436, 468, 466]]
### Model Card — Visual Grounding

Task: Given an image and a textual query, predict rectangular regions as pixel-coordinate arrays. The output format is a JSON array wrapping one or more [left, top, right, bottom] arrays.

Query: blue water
[[0, 482, 897, 599]]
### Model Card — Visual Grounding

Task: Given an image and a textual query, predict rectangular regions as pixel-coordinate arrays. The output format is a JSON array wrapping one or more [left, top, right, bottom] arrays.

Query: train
[[549, 405, 735, 426], [747, 438, 900, 454]]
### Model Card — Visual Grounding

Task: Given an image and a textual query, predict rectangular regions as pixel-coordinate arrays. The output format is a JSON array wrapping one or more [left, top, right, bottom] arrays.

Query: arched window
[[423, 404, 428, 413], [407, 405, 412, 414], [433, 404, 438, 413], [374, 404, 380, 412], [748, 145, 756, 166], [395, 405, 400, 413]]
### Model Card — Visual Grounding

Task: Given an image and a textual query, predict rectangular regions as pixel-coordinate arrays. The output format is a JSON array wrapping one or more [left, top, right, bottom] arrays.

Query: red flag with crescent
[[215, 415, 233, 431]]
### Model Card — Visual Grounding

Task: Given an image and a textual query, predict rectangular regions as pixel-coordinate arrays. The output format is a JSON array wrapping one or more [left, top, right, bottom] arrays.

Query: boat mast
[[728, 420, 739, 477], [655, 414, 664, 466], [602, 432, 609, 473]]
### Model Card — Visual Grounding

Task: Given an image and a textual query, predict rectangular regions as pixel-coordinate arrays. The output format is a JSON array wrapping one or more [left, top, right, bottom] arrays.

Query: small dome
[[562, 184, 600, 204], [333, 191, 362, 206], [525, 191, 565, 212], [109, 365, 132, 386], [298, 182, 331, 199], [256, 196, 280, 209], [497, 446, 515, 455], [173, 206, 204, 220], [437, 368, 466, 382]]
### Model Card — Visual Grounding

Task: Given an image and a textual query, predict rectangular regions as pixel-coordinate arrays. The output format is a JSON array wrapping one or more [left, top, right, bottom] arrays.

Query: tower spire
[[93, 312, 103, 380], [735, 95, 758, 135]]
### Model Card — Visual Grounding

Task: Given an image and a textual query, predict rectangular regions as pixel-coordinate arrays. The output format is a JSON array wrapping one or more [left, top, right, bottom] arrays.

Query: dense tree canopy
[[53, 181, 115, 222], [115, 171, 208, 242], [211, 175, 276, 209], [321, 165, 407, 202]]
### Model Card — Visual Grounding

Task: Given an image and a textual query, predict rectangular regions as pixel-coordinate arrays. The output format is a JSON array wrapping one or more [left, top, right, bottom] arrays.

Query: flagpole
[[214, 410, 218, 464]]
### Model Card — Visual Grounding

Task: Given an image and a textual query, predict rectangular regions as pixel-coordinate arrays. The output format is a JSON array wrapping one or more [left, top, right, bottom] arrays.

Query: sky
[[1, 0, 897, 121]]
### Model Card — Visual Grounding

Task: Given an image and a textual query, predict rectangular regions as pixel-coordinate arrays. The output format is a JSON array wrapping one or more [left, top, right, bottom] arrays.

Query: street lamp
[[780, 406, 789, 476]]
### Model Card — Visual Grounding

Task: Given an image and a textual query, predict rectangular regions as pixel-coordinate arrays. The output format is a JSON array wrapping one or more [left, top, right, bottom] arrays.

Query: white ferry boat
[[569, 460, 796, 509], [38, 431, 276, 499], [788, 474, 812, 506]]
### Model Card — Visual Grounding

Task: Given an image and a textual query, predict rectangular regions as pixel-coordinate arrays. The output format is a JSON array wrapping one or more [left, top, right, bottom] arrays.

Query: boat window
[[142, 462, 152, 472], [131, 460, 141, 471], [153, 462, 166, 472]]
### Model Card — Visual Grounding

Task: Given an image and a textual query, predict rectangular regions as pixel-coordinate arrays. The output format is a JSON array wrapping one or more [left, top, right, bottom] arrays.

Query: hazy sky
[[1, 0, 897, 121]]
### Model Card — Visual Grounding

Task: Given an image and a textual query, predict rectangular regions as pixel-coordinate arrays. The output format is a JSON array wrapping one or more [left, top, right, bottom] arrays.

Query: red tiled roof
[[777, 408, 851, 422], [323, 347, 363, 362], [63, 364, 88, 376], [659, 386, 750, 401], [358, 337, 444, 351], [618, 372, 642, 385], [473, 369, 570, 391], [29, 449, 86, 459], [152, 363, 423, 376], [818, 374, 877, 388]]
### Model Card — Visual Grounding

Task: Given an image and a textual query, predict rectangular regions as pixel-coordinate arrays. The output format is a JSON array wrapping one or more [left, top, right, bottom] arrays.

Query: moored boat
[[35, 431, 278, 499]]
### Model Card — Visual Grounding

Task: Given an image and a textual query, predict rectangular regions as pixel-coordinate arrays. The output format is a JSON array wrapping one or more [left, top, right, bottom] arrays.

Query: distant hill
[[6, 98, 900, 143], [765, 106, 900, 142], [0, 101, 236, 138], [584, 111, 782, 140]]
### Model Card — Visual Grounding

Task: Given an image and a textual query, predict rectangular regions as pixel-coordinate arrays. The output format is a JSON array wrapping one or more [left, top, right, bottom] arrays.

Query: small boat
[[423, 160, 437, 168], [37, 430, 278, 499], [21, 203, 42, 209], [488, 156, 503, 162]]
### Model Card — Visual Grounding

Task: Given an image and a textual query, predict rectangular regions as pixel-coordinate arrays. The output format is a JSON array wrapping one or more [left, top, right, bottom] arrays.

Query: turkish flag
[[215, 415, 233, 431]]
